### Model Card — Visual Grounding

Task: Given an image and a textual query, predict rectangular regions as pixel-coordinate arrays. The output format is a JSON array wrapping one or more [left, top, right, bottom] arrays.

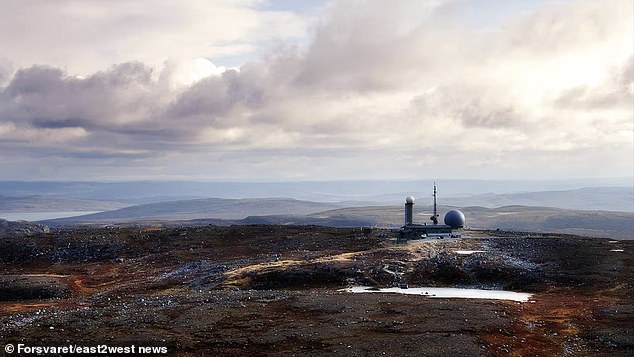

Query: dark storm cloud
[[56, 150, 157, 160], [0, 63, 156, 130], [31, 118, 86, 129], [0, 59, 294, 162]]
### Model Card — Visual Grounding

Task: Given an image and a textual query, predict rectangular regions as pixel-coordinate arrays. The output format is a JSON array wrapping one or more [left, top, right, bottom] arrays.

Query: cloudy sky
[[0, 0, 632, 181]]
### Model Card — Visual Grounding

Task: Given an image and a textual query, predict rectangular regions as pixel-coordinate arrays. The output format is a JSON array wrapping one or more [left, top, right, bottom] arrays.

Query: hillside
[[0, 195, 129, 212], [37, 194, 634, 239], [233, 205, 634, 240], [444, 187, 634, 212], [0, 218, 50, 237], [46, 197, 343, 223]]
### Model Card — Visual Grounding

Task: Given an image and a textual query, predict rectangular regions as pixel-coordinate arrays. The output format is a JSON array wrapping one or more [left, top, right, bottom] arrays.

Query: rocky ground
[[0, 219, 49, 238], [0, 225, 632, 356]]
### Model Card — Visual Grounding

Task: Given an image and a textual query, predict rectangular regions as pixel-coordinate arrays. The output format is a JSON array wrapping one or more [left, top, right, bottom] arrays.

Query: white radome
[[406, 196, 415, 204]]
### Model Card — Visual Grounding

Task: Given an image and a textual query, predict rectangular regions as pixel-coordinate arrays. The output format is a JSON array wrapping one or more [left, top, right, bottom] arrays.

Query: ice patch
[[345, 286, 532, 302], [454, 250, 486, 255]]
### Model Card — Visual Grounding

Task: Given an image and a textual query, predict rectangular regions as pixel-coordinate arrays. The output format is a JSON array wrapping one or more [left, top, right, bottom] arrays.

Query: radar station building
[[399, 183, 465, 240]]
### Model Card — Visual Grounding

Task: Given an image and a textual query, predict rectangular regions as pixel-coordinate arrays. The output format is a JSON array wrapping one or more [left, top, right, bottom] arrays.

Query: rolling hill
[[0, 195, 129, 212], [304, 205, 634, 239], [45, 197, 343, 223], [444, 187, 634, 212], [43, 198, 634, 239], [228, 205, 633, 240], [1, 180, 632, 210]]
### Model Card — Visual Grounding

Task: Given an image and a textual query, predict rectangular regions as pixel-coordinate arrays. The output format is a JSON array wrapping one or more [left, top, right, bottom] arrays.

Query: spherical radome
[[406, 196, 415, 204], [444, 209, 465, 228]]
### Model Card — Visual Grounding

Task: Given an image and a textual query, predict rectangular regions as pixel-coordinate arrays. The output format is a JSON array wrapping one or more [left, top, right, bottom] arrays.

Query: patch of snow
[[610, 249, 624, 252], [345, 286, 532, 302], [454, 250, 486, 255], [382, 264, 403, 277]]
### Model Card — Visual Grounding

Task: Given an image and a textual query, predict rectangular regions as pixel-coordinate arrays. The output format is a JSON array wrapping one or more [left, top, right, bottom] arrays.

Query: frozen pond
[[0, 211, 102, 221], [345, 286, 533, 302]]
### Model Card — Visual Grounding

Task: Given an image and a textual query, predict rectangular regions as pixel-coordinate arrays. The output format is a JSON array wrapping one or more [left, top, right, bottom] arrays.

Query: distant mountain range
[[1, 179, 631, 203], [0, 182, 632, 213]]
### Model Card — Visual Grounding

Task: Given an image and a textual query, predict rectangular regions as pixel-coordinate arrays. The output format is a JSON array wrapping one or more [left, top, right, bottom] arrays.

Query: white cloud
[[0, 0, 309, 77], [162, 58, 230, 87], [0, 0, 632, 180]]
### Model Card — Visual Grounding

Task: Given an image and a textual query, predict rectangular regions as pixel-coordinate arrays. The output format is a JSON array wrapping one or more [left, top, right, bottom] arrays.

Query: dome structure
[[405, 196, 415, 204], [444, 209, 465, 228]]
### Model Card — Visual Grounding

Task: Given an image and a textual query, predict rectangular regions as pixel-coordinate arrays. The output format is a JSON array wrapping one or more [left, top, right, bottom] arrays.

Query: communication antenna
[[433, 182, 437, 219], [430, 182, 439, 225]]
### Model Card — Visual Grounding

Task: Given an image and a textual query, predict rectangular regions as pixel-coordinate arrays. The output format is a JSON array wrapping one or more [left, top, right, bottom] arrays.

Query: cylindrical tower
[[405, 196, 415, 225]]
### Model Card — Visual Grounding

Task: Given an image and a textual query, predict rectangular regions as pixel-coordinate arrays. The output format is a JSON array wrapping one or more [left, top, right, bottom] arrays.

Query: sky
[[0, 0, 632, 181]]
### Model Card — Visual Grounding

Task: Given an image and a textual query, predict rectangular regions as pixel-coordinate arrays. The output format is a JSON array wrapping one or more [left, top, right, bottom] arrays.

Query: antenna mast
[[430, 182, 439, 225], [433, 182, 437, 219]]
